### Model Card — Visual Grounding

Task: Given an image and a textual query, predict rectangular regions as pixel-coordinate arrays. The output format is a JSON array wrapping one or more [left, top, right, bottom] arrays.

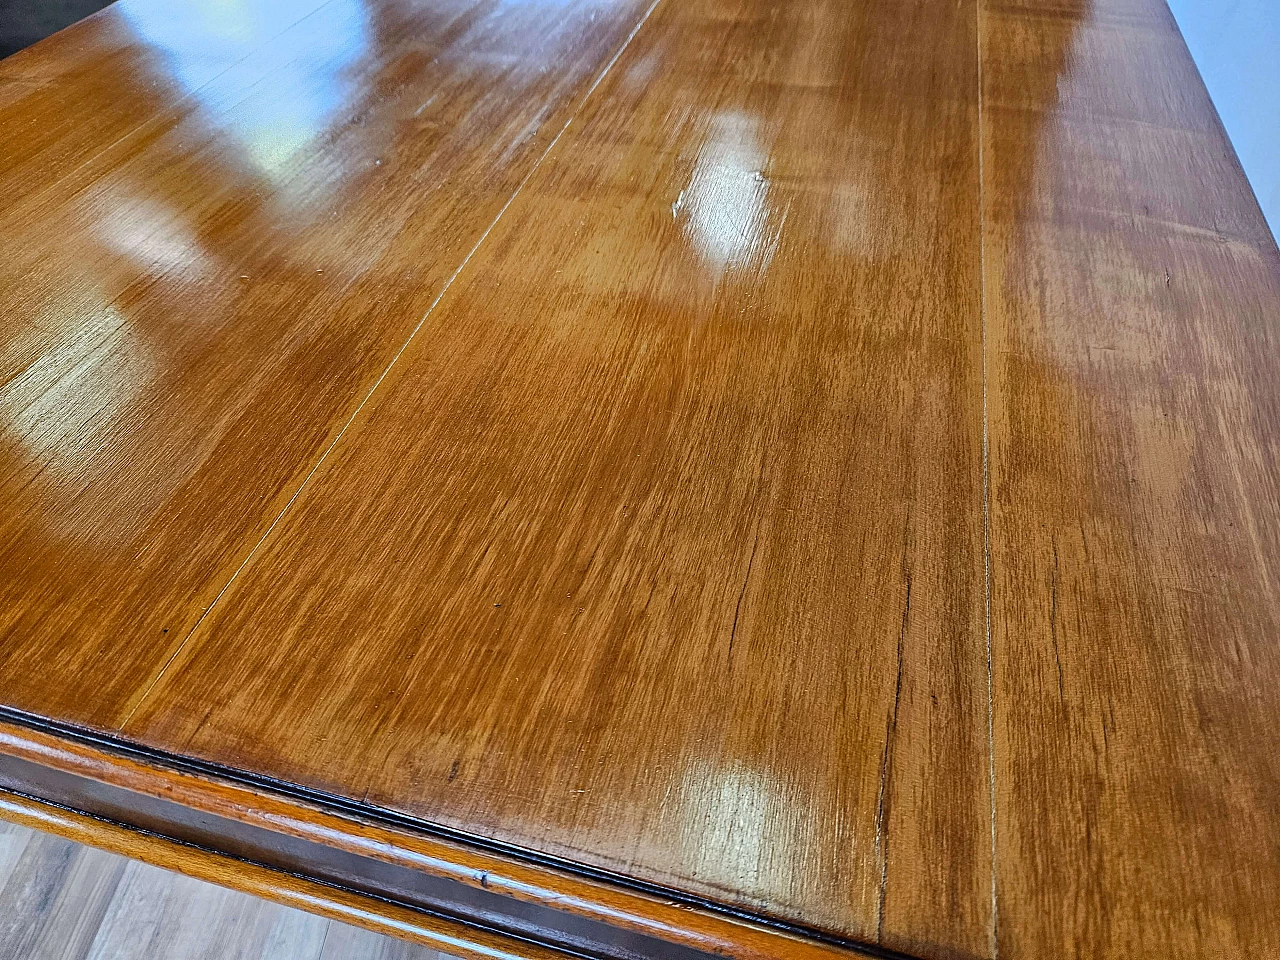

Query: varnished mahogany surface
[[983, 0, 1280, 955], [127, 0, 992, 949], [2, 0, 1279, 957], [0, 716, 865, 960], [0, 0, 656, 718]]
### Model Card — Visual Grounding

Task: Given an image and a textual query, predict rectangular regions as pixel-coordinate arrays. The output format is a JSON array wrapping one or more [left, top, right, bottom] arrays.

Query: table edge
[[0, 709, 909, 960]]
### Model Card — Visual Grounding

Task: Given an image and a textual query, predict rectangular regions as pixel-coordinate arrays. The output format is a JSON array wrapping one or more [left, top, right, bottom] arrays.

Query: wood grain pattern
[[0, 0, 325, 210], [0, 815, 128, 960], [117, 0, 992, 955], [981, 0, 1280, 955], [0, 0, 655, 722], [0, 716, 861, 960], [0, 816, 448, 960], [3, 0, 1280, 955]]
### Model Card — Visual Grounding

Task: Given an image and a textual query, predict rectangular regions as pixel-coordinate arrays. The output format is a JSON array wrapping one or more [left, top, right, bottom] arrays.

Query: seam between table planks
[[117, 0, 669, 730], [975, 0, 1000, 956]]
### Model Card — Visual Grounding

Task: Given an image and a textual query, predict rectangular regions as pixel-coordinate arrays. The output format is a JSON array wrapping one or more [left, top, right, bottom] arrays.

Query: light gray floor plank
[[0, 822, 451, 960]]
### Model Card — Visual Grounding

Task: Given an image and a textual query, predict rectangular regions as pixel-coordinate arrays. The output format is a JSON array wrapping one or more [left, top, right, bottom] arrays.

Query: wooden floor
[[0, 820, 451, 960], [1, 0, 1278, 956]]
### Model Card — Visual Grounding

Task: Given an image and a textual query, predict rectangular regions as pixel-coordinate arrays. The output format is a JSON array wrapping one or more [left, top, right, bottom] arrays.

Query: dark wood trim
[[0, 710, 913, 960], [0, 789, 570, 960]]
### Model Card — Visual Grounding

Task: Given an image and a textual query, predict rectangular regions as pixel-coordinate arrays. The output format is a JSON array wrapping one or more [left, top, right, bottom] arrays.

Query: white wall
[[1167, 0, 1279, 244]]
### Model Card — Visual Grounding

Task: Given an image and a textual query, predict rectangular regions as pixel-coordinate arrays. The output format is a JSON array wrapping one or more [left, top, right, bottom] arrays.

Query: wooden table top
[[1, 0, 1278, 956]]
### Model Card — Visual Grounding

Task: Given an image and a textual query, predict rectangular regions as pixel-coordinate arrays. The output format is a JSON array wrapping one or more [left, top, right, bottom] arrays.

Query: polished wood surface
[[122, 0, 991, 952], [0, 0, 654, 719], [1, 0, 1279, 956], [0, 717, 857, 960], [0, 816, 451, 960], [982, 0, 1280, 955]]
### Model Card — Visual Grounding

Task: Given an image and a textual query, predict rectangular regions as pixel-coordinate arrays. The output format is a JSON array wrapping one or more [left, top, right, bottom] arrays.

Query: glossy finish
[[982, 0, 1280, 955], [0, 0, 654, 718], [0, 717, 855, 960], [1, 0, 1279, 957], [123, 0, 991, 952]]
